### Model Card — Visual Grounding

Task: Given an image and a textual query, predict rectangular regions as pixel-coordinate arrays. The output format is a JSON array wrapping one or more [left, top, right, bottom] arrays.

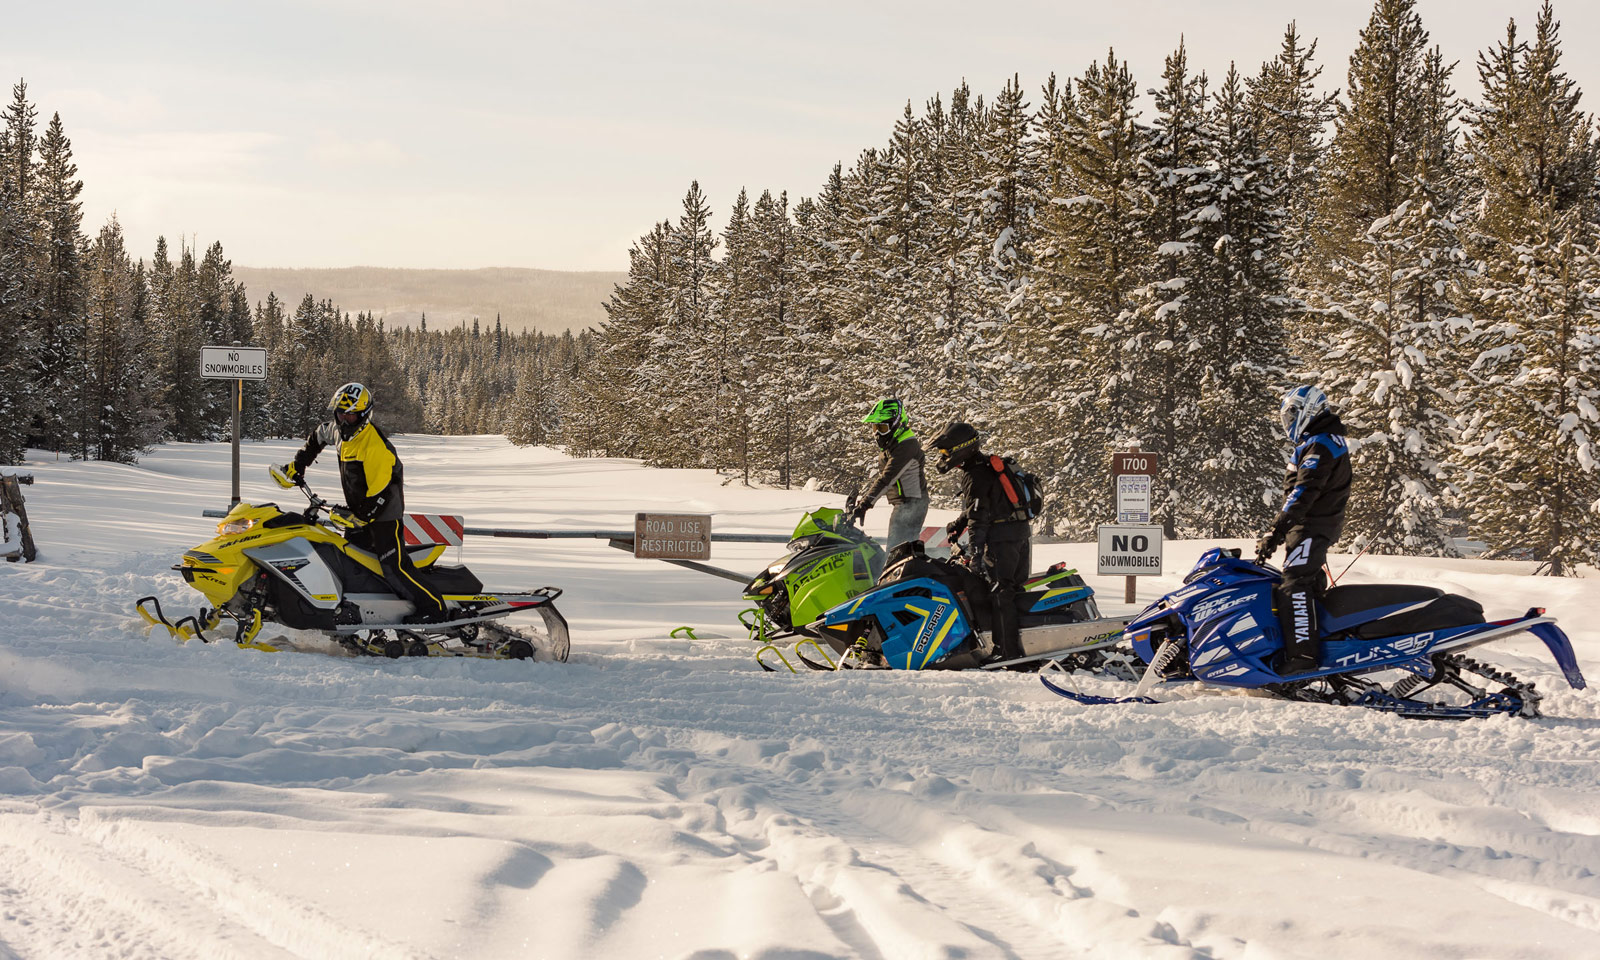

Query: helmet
[[1279, 385, 1330, 444], [329, 382, 373, 440], [929, 421, 980, 473], [862, 398, 909, 449]]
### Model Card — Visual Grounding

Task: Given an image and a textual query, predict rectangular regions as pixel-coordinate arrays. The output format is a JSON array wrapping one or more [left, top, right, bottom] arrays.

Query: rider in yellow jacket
[[272, 383, 447, 623]]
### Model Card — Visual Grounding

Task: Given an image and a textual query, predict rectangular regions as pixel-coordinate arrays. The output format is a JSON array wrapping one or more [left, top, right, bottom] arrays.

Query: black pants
[[350, 519, 445, 617], [1277, 533, 1329, 671], [970, 521, 1031, 660]]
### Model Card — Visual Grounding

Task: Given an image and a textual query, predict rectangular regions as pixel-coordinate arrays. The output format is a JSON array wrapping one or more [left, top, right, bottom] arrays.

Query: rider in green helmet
[[848, 398, 928, 548]]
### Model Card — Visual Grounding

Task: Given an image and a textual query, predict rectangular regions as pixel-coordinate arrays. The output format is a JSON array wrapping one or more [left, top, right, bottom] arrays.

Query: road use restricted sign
[[634, 513, 712, 560], [201, 345, 268, 380], [1097, 524, 1164, 576]]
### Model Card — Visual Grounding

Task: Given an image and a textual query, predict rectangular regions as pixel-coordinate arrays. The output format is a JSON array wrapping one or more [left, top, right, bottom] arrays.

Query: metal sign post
[[1111, 446, 1161, 602], [200, 344, 268, 505]]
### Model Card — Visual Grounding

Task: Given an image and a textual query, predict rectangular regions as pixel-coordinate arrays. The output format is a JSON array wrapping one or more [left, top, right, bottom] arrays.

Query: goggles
[[336, 408, 364, 425]]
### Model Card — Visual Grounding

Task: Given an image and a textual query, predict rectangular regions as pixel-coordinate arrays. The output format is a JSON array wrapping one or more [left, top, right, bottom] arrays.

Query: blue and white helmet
[[1279, 385, 1330, 444]]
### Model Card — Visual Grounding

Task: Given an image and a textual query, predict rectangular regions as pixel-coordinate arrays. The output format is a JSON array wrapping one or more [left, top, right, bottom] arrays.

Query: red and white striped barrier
[[402, 513, 466, 547]]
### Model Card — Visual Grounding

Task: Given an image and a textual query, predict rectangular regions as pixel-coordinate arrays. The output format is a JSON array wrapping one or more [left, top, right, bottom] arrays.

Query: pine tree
[[31, 112, 83, 454], [709, 188, 757, 476], [746, 190, 803, 486], [1012, 50, 1149, 535], [1459, 2, 1600, 573], [82, 219, 158, 462], [0, 80, 41, 463], [658, 183, 717, 462], [1190, 65, 1293, 536], [1307, 0, 1460, 554], [1247, 23, 1339, 274], [1127, 41, 1211, 534]]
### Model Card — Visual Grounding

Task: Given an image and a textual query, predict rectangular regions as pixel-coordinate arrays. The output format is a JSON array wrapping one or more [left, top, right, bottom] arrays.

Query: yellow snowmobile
[[137, 483, 569, 661]]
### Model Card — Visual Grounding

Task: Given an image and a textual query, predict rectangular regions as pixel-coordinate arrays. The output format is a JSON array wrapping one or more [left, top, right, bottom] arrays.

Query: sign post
[[1110, 446, 1161, 603], [201, 344, 268, 505]]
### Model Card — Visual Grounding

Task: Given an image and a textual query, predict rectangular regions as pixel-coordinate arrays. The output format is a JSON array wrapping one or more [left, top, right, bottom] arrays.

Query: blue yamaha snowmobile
[[784, 543, 1132, 674], [1042, 547, 1586, 718]]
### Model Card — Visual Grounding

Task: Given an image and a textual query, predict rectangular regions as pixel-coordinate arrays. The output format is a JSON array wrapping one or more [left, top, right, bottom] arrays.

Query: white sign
[[201, 345, 268, 380], [1097, 524, 1164, 577], [1116, 474, 1151, 523]]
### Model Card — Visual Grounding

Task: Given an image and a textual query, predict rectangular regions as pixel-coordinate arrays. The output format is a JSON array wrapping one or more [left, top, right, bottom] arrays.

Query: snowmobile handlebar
[[294, 485, 354, 528]]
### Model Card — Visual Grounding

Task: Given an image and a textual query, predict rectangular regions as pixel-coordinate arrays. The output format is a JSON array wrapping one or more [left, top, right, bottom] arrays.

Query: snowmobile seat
[[1346, 593, 1484, 640], [418, 564, 484, 597], [1322, 584, 1442, 623], [1321, 584, 1484, 639]]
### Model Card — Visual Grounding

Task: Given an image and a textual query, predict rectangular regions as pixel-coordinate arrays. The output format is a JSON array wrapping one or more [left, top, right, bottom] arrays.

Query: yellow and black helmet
[[330, 382, 373, 439]]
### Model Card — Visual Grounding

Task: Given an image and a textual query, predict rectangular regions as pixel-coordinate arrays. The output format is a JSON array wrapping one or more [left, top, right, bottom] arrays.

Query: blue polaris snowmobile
[[1042, 547, 1587, 718], [789, 544, 1132, 674]]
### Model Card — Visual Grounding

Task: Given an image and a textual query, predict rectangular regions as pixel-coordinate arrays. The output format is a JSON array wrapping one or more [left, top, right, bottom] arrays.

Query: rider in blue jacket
[[1255, 386, 1352, 675]]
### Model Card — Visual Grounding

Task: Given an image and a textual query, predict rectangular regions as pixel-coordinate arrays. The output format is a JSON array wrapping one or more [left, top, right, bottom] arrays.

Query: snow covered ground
[[1, 436, 1598, 960]]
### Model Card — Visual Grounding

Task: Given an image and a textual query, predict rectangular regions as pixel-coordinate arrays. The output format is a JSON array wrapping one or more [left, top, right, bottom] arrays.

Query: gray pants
[[886, 497, 929, 548]]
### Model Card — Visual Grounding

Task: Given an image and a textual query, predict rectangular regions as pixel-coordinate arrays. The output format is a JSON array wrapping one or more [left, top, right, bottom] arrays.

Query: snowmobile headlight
[[787, 535, 821, 551], [217, 517, 257, 536]]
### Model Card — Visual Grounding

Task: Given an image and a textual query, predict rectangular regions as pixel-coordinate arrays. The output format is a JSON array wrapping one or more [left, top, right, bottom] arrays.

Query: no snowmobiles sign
[[1097, 524, 1164, 577], [200, 345, 268, 380], [634, 513, 712, 560]]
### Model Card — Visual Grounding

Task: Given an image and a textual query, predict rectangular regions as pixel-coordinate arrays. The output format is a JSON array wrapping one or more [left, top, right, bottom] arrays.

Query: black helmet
[[930, 421, 979, 473]]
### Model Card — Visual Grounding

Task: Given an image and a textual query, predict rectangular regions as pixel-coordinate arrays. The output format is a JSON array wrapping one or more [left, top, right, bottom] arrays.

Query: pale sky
[[3, 0, 1595, 272]]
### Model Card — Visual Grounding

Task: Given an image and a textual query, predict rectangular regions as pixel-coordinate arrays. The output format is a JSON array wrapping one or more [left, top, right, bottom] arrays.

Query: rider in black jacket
[[931, 422, 1031, 662], [1255, 385, 1351, 675]]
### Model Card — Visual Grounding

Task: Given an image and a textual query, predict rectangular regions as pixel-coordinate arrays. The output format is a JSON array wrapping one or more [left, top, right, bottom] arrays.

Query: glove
[[1254, 535, 1280, 565], [946, 518, 967, 540], [328, 506, 362, 530], [270, 463, 301, 488], [847, 504, 869, 526]]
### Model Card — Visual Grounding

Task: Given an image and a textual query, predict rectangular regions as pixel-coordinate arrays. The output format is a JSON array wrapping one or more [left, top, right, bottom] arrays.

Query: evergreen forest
[[1, 0, 1596, 571]]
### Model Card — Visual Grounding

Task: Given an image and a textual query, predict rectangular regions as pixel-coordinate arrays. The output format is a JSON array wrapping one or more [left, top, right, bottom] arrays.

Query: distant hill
[[230, 266, 624, 334]]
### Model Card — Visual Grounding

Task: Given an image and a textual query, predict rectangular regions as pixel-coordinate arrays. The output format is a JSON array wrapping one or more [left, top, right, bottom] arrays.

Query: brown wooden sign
[[633, 513, 712, 560], [1111, 450, 1160, 478]]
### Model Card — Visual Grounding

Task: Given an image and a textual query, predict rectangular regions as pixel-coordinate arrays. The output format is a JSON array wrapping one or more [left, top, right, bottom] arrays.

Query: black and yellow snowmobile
[[137, 483, 569, 661]]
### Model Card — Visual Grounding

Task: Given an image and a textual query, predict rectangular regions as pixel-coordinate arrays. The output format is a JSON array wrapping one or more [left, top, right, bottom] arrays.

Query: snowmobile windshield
[[791, 507, 845, 541]]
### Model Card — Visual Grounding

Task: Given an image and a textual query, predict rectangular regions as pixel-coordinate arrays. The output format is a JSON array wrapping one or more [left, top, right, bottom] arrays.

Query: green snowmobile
[[740, 502, 885, 644]]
